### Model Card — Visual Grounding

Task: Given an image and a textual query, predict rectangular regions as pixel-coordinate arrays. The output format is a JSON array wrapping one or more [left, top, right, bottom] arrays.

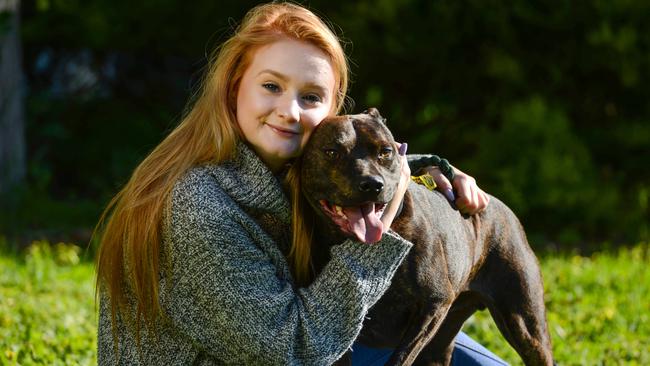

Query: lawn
[[0, 240, 96, 365], [1, 238, 648, 365], [464, 244, 650, 365]]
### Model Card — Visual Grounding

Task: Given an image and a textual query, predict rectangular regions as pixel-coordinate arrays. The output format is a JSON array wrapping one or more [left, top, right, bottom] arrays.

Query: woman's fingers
[[382, 142, 411, 230], [398, 143, 410, 176], [453, 175, 489, 215], [456, 183, 475, 214], [411, 158, 489, 215], [427, 167, 456, 205]]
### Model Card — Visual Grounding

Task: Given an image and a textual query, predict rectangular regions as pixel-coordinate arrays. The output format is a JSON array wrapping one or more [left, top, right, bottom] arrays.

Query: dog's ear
[[363, 107, 381, 118], [363, 107, 387, 124]]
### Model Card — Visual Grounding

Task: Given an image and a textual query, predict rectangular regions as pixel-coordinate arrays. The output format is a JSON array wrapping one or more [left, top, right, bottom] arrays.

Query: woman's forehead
[[245, 38, 337, 89]]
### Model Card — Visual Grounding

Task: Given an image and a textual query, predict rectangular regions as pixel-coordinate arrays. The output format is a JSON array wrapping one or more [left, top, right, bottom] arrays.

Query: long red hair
[[94, 1, 349, 341]]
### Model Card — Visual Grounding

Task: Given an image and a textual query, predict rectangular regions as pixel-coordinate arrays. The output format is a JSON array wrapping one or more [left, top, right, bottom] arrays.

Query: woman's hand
[[424, 165, 490, 215], [381, 143, 411, 231]]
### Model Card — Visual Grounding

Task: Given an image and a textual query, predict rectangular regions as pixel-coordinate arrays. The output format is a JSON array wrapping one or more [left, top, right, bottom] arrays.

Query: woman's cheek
[[300, 130, 314, 152]]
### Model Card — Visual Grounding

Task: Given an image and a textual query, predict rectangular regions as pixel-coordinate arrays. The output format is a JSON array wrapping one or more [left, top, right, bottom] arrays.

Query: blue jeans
[[350, 331, 508, 365]]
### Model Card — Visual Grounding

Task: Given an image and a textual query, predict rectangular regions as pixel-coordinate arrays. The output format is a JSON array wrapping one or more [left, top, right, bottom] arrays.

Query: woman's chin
[[256, 145, 301, 170]]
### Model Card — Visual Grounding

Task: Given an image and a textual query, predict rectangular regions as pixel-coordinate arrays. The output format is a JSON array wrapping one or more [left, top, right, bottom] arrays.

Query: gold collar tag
[[410, 173, 437, 191]]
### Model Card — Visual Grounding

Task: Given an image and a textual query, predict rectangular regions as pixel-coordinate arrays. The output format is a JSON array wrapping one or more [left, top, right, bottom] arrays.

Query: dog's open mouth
[[319, 200, 387, 244]]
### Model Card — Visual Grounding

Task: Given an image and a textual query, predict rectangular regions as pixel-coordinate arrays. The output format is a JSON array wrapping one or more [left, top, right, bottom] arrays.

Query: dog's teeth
[[376, 205, 385, 219], [334, 205, 348, 219]]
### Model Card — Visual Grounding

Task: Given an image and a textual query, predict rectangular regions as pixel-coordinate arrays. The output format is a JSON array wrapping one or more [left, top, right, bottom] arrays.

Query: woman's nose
[[276, 95, 300, 123]]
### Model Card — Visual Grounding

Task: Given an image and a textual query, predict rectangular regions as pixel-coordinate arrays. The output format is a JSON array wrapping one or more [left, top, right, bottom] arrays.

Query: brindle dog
[[300, 108, 554, 365]]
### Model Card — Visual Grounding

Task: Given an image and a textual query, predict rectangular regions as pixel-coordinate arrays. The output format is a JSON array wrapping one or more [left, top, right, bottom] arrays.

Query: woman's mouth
[[266, 123, 300, 138]]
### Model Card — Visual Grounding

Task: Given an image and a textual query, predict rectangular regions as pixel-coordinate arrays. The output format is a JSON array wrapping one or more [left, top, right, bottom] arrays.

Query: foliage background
[[2, 0, 648, 246]]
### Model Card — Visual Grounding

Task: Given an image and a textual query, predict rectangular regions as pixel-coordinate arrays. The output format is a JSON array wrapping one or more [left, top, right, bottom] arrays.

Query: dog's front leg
[[386, 300, 453, 366]]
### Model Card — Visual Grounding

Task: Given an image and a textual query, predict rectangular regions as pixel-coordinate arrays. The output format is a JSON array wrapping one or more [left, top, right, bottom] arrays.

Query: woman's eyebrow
[[257, 69, 330, 94], [307, 84, 329, 96], [257, 69, 288, 81]]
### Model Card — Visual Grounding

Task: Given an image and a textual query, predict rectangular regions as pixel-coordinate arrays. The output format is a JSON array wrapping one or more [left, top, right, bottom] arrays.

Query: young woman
[[95, 2, 499, 365]]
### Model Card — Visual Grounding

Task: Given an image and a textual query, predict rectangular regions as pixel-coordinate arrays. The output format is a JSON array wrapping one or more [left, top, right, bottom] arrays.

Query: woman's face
[[236, 38, 336, 172]]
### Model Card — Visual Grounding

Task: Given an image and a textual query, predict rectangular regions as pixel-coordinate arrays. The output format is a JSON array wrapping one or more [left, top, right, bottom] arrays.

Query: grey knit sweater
[[98, 142, 413, 365]]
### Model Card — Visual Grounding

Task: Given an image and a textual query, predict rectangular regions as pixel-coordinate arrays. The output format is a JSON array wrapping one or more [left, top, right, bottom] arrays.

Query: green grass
[[464, 244, 650, 365], [0, 240, 96, 365], [1, 239, 648, 365]]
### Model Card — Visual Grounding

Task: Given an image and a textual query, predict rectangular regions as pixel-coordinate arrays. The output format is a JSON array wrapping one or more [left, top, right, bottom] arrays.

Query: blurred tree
[[6, 0, 648, 245], [0, 0, 26, 194]]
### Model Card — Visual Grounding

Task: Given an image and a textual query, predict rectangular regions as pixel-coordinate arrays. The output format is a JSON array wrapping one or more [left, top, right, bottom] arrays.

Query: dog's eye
[[378, 147, 393, 160], [324, 149, 340, 160]]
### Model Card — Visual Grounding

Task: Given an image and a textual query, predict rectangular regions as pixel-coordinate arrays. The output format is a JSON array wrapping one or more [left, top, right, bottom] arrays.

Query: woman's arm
[[161, 175, 412, 365], [407, 154, 489, 215]]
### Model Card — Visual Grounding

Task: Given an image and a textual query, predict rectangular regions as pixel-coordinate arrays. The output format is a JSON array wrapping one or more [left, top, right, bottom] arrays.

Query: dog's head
[[300, 108, 401, 243]]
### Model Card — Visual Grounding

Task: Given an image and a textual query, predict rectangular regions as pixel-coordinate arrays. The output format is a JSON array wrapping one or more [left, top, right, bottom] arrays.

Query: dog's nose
[[359, 177, 384, 193]]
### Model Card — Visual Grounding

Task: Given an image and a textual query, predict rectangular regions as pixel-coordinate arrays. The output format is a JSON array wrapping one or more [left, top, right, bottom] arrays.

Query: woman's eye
[[262, 83, 280, 93], [324, 149, 339, 160], [302, 93, 322, 104], [378, 147, 393, 159]]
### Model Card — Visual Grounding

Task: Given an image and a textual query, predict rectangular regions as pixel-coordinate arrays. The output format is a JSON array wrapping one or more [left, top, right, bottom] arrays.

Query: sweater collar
[[208, 141, 291, 224]]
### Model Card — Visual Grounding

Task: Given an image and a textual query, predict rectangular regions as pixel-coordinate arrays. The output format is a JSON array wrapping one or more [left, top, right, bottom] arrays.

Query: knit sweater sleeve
[[161, 173, 412, 365]]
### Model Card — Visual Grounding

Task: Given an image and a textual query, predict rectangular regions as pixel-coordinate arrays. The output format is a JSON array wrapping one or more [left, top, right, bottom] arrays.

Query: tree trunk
[[0, 0, 26, 194]]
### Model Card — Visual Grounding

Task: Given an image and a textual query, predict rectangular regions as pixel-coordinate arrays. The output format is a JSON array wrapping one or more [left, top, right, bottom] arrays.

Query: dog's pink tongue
[[343, 203, 384, 243]]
